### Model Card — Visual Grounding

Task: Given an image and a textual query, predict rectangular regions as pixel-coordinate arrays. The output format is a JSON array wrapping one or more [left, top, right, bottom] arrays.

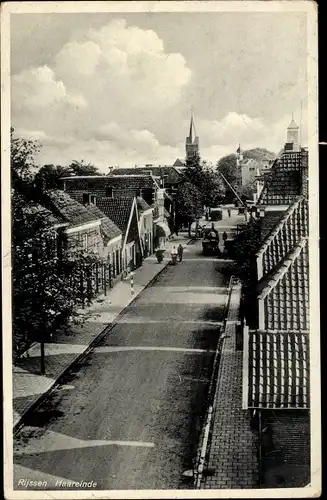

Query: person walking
[[171, 246, 178, 265], [177, 244, 184, 262], [227, 208, 231, 218]]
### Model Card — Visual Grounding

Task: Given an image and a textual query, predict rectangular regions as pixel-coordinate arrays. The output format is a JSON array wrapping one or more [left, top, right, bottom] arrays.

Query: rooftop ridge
[[258, 236, 308, 300], [256, 195, 306, 257]]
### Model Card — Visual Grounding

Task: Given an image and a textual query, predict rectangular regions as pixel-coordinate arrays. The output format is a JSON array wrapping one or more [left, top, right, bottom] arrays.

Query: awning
[[155, 221, 170, 238]]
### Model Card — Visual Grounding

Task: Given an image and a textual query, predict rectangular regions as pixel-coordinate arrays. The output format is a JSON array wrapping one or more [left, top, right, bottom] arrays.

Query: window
[[106, 187, 113, 198], [82, 233, 88, 251], [83, 193, 90, 204]]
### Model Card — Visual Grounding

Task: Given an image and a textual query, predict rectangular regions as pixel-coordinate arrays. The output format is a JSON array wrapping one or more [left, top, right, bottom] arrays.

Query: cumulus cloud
[[11, 18, 192, 169], [11, 16, 308, 171]]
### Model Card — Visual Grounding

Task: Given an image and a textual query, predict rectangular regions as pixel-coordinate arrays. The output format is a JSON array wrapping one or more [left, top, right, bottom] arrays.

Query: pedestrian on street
[[228, 208, 231, 218], [171, 246, 178, 265], [177, 244, 184, 262]]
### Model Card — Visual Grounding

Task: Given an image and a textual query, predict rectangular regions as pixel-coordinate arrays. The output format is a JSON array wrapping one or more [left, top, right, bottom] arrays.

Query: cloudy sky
[[11, 10, 308, 171]]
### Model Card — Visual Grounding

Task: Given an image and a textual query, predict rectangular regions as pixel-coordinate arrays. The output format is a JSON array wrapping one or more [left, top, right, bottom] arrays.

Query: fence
[[73, 260, 114, 308]]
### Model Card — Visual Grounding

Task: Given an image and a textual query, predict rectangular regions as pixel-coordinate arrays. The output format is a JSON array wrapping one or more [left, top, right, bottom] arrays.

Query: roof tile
[[45, 190, 101, 228], [95, 197, 134, 234], [246, 330, 310, 409]]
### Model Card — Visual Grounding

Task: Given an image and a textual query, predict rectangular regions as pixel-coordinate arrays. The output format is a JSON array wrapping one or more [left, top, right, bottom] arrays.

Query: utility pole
[[218, 171, 245, 207]]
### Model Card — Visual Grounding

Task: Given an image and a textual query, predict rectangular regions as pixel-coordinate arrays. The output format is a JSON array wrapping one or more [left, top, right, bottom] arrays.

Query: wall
[[242, 160, 257, 186], [261, 410, 310, 488], [139, 211, 154, 257], [67, 226, 103, 255], [64, 179, 156, 206]]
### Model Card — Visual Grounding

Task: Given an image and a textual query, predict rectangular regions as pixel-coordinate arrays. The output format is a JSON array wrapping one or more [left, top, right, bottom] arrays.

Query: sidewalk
[[13, 234, 190, 431], [201, 278, 259, 489]]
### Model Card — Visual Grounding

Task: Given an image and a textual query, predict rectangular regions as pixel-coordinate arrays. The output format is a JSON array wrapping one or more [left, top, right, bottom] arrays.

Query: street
[[13, 239, 232, 490]]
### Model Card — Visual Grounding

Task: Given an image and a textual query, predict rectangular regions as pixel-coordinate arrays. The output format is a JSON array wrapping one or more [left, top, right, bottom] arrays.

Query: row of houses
[[16, 169, 185, 300], [238, 133, 311, 486]]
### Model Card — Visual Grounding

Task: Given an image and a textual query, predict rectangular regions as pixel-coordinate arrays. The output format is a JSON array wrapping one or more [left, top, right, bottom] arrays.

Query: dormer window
[[106, 187, 113, 198]]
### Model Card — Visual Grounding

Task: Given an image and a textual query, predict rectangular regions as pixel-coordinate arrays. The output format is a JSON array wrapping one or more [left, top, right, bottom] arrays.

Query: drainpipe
[[258, 409, 262, 487]]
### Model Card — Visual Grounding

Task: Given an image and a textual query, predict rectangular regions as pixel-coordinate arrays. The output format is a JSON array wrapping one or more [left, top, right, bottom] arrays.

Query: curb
[[13, 259, 173, 435]]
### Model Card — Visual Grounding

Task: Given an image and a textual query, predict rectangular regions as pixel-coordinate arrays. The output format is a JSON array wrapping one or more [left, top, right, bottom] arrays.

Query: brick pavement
[[13, 234, 190, 431], [202, 279, 259, 489]]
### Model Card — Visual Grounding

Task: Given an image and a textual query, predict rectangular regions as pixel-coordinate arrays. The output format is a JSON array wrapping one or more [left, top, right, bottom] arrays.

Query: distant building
[[241, 158, 259, 187], [284, 115, 300, 153], [185, 112, 199, 160]]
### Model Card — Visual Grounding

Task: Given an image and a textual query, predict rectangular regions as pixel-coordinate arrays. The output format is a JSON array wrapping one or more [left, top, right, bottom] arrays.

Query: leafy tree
[[11, 127, 40, 186], [229, 219, 262, 327], [34, 164, 72, 190], [69, 159, 100, 176], [11, 130, 104, 372], [243, 147, 276, 163], [216, 153, 238, 185], [175, 181, 203, 227]]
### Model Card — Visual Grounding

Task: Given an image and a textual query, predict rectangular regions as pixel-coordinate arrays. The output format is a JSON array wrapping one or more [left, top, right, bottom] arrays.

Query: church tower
[[185, 112, 199, 160], [285, 115, 300, 152]]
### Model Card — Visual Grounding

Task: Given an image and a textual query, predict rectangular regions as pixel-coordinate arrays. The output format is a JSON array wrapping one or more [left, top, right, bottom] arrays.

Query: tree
[[11, 130, 103, 372], [216, 154, 238, 185], [34, 164, 72, 190], [175, 181, 203, 227], [243, 148, 276, 163], [69, 159, 100, 176], [11, 127, 40, 186]]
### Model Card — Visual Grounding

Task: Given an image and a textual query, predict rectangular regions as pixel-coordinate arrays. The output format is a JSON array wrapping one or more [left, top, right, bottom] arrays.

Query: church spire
[[186, 109, 199, 160]]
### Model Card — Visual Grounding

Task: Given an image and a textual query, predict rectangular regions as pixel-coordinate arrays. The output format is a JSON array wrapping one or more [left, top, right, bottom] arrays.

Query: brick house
[[112, 165, 183, 199], [41, 190, 124, 291], [62, 173, 160, 207], [85, 203, 123, 280], [95, 197, 142, 272], [62, 173, 171, 253], [241, 147, 311, 487], [42, 190, 104, 255], [136, 197, 154, 258]]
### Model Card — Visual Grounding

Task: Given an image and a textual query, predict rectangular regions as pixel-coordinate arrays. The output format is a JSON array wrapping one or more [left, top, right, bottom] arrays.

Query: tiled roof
[[19, 198, 65, 228], [107, 174, 160, 189], [258, 237, 309, 331], [257, 196, 308, 277], [246, 330, 309, 409], [86, 204, 122, 240], [95, 197, 134, 234], [136, 196, 151, 212], [173, 158, 185, 166], [258, 152, 305, 205], [259, 211, 285, 242], [112, 166, 182, 185], [45, 190, 101, 228]]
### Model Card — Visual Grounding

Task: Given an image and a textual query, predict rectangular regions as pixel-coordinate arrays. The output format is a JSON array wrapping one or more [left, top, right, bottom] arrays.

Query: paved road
[[13, 240, 232, 490]]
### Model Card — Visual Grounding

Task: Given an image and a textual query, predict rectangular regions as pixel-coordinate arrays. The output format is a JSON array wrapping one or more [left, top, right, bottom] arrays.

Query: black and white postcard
[[1, 1, 320, 498]]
